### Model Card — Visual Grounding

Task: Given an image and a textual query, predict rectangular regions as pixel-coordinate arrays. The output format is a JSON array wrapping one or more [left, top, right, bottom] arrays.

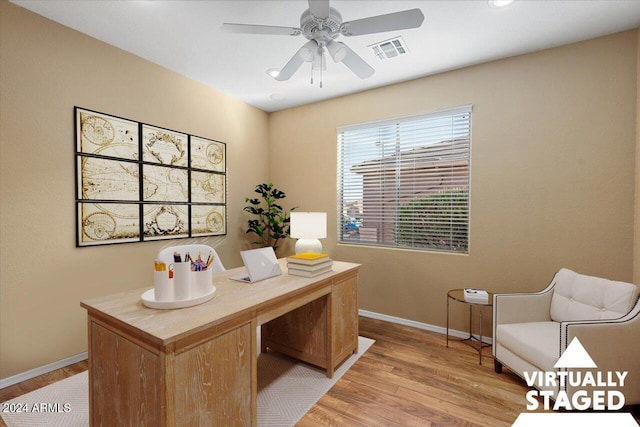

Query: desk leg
[[251, 318, 258, 427]]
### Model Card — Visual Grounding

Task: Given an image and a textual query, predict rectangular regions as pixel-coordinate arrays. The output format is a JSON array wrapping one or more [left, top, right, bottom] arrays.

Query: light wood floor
[[1, 317, 637, 426], [299, 316, 538, 426]]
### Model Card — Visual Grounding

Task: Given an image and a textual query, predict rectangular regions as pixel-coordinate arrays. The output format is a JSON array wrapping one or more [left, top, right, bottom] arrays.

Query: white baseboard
[[359, 309, 492, 345], [0, 352, 88, 390]]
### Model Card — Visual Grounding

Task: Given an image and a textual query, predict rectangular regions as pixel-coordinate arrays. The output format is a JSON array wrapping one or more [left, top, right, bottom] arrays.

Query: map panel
[[191, 171, 225, 203], [143, 204, 189, 240], [142, 124, 188, 166], [78, 202, 140, 246], [191, 205, 226, 236], [142, 164, 188, 203], [79, 156, 139, 201], [191, 136, 225, 172], [76, 109, 138, 160]]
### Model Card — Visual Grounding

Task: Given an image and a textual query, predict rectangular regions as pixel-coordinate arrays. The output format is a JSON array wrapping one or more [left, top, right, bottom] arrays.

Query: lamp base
[[295, 239, 323, 254]]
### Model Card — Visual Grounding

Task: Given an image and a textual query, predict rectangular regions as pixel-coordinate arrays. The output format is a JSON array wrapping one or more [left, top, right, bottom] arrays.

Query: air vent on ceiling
[[368, 36, 408, 60]]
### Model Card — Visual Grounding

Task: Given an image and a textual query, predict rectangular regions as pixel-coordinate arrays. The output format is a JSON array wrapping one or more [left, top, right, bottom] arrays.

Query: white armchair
[[493, 268, 640, 405]]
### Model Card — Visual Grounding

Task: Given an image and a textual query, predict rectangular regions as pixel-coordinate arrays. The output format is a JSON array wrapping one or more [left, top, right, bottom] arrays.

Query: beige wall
[[1, 0, 638, 380], [269, 30, 638, 332], [0, 1, 269, 378], [635, 29, 640, 284]]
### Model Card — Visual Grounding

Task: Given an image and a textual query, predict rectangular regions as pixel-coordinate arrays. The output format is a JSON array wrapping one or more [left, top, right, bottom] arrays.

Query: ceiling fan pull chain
[[320, 47, 324, 88]]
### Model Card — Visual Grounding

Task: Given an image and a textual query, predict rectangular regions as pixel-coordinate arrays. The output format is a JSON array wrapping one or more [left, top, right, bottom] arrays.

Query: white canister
[[172, 262, 192, 300], [154, 270, 172, 301], [193, 269, 213, 297]]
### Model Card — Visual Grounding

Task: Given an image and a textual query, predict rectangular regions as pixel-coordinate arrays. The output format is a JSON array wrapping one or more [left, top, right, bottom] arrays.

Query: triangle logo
[[554, 337, 597, 369]]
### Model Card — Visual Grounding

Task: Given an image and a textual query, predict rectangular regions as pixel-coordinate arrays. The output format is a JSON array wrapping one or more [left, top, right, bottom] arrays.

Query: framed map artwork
[[75, 107, 227, 247]]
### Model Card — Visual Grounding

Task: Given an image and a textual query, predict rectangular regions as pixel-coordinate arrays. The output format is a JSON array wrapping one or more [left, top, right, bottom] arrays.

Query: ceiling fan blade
[[275, 54, 305, 81], [340, 8, 425, 36], [308, 0, 331, 19], [340, 43, 375, 79], [221, 23, 301, 36], [275, 40, 317, 81]]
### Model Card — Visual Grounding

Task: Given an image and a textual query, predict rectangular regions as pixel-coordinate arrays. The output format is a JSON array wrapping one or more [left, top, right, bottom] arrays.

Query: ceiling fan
[[221, 0, 424, 85]]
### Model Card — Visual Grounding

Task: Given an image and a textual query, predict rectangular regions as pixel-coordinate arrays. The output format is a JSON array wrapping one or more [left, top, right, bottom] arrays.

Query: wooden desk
[[80, 259, 359, 426]]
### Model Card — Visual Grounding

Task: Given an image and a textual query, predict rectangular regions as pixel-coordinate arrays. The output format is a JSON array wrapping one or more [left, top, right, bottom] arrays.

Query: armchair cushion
[[549, 268, 638, 322], [496, 321, 560, 372]]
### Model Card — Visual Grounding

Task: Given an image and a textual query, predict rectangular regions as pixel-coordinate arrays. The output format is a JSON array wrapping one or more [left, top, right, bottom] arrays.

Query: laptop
[[230, 247, 282, 283]]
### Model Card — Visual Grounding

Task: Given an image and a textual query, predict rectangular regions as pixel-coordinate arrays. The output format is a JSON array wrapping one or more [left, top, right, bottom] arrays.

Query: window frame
[[337, 105, 472, 254]]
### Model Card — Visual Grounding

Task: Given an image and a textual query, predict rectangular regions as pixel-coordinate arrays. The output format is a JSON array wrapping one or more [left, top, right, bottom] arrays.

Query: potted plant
[[243, 183, 297, 254]]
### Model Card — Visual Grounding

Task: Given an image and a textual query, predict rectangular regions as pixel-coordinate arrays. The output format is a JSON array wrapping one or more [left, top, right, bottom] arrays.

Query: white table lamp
[[290, 212, 327, 254]]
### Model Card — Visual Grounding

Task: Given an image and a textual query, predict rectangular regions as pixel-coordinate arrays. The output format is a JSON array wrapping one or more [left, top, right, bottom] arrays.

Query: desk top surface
[[81, 259, 360, 345]]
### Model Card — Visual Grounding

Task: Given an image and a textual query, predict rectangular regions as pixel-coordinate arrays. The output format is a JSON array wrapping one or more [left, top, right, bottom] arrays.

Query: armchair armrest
[[493, 282, 554, 327], [492, 285, 554, 366]]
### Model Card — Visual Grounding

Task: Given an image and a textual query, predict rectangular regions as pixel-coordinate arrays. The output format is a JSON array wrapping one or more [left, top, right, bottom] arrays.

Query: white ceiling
[[11, 0, 640, 112]]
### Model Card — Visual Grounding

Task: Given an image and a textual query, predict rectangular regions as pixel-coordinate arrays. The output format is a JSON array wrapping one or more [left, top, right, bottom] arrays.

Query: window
[[337, 105, 471, 253]]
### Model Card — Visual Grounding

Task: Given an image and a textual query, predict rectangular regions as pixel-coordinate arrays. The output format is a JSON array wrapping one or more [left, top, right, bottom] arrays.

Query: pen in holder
[[171, 261, 191, 300], [153, 261, 172, 301]]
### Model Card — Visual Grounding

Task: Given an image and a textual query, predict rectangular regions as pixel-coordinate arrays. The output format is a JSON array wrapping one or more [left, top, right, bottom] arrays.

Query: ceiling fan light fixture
[[326, 40, 346, 63], [300, 40, 317, 62], [488, 0, 515, 7]]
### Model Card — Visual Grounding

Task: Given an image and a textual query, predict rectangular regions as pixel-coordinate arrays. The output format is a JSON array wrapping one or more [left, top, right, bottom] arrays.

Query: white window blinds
[[337, 105, 471, 253]]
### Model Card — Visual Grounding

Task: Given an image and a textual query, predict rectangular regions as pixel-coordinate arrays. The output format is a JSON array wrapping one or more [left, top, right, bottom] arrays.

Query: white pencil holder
[[193, 269, 213, 297], [172, 262, 192, 300], [154, 271, 172, 302]]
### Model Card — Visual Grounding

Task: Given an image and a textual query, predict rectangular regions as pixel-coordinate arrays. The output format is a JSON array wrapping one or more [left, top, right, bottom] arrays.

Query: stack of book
[[464, 288, 489, 304], [287, 252, 333, 277]]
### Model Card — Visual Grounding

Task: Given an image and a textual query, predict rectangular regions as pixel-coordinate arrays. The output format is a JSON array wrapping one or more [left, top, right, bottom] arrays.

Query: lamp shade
[[290, 212, 327, 239]]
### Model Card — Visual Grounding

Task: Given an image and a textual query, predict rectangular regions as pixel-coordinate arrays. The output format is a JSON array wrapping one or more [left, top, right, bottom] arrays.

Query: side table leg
[[446, 296, 450, 348], [479, 306, 483, 365], [468, 305, 473, 340]]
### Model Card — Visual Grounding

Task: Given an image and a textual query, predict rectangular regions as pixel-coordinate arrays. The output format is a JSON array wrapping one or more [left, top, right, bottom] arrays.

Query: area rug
[[1, 336, 374, 427]]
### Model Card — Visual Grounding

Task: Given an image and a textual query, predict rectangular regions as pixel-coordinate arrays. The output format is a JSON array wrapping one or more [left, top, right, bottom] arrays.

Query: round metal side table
[[446, 289, 493, 365]]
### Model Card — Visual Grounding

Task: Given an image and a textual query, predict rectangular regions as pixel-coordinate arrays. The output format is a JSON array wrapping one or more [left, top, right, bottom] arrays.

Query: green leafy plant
[[244, 183, 297, 253], [396, 188, 469, 252]]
